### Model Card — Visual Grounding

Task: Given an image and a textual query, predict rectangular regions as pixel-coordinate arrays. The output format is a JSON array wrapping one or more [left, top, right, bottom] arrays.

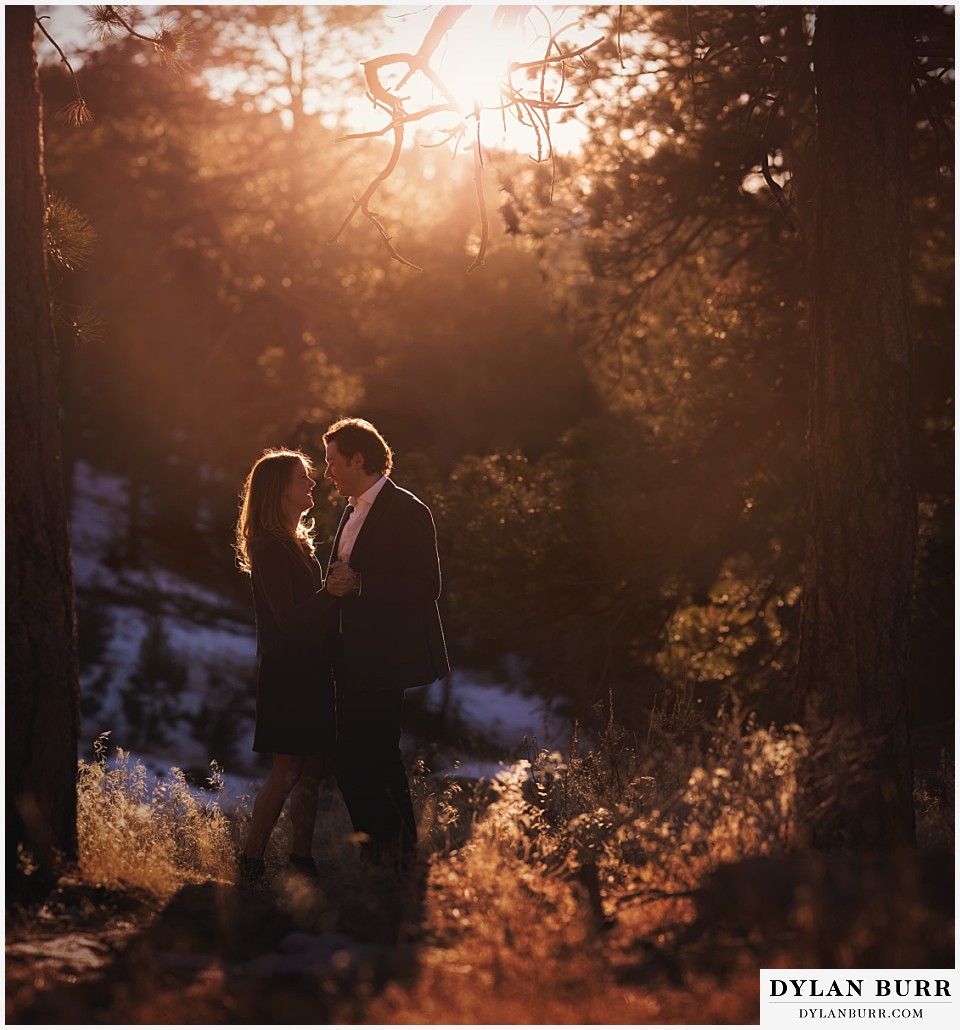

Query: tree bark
[[797, 7, 916, 848], [5, 5, 81, 892]]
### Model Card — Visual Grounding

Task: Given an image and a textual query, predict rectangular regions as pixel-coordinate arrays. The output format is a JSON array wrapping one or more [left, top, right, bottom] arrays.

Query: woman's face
[[283, 461, 316, 520]]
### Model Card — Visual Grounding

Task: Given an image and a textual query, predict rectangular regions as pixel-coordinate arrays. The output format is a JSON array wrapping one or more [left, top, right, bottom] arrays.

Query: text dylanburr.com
[[761, 970, 955, 1029]]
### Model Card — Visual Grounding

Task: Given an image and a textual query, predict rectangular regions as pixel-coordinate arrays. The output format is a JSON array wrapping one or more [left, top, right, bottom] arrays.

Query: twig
[[760, 85, 799, 231], [329, 120, 422, 271], [35, 16, 92, 124], [337, 103, 462, 141], [416, 5, 470, 63], [686, 6, 700, 120], [618, 5, 625, 69], [507, 36, 604, 74], [97, 5, 161, 46], [334, 8, 600, 270], [466, 102, 488, 274], [90, 5, 192, 71]]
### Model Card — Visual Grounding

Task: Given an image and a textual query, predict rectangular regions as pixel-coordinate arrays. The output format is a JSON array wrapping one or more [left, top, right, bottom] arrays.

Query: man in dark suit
[[322, 417, 449, 870]]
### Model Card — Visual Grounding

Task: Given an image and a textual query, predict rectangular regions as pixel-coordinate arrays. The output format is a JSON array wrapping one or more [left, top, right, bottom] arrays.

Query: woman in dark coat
[[234, 448, 350, 885]]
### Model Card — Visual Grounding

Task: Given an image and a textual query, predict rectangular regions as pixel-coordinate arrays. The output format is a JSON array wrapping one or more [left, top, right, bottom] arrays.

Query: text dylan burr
[[770, 979, 951, 999]]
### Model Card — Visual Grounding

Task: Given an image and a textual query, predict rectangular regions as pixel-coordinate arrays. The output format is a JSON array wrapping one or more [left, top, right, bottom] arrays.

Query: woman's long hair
[[235, 448, 315, 574]]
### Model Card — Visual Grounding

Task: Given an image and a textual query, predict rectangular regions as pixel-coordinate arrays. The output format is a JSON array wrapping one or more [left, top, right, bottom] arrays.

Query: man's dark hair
[[323, 417, 394, 476]]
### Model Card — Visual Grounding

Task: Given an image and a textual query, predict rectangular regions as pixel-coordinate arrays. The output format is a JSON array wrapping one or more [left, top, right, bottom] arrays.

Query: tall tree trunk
[[797, 7, 916, 848], [5, 5, 81, 893]]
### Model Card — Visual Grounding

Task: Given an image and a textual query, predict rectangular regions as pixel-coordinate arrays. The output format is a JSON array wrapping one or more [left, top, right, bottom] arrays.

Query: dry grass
[[368, 705, 952, 1023], [60, 709, 953, 1024], [76, 734, 236, 898], [368, 710, 798, 1023]]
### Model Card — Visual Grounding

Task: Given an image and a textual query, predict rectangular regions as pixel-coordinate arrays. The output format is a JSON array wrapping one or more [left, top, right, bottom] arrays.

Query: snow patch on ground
[[71, 460, 575, 783]]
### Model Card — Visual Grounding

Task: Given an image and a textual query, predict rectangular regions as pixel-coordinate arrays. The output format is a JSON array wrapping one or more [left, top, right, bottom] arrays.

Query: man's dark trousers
[[335, 673, 416, 866], [327, 476, 449, 868]]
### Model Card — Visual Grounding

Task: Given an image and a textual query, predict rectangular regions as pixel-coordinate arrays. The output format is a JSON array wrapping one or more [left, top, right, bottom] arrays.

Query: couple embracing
[[234, 418, 449, 886]]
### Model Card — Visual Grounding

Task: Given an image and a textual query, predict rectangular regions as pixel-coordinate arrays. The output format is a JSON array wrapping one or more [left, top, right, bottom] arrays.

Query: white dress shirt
[[336, 476, 387, 564]]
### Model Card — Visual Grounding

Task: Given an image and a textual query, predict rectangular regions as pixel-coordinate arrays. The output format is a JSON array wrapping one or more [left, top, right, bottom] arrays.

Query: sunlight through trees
[[8, 3, 953, 887]]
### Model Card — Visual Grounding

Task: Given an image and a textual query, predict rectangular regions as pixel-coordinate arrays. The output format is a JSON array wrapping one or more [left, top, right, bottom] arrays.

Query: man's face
[[323, 441, 365, 498]]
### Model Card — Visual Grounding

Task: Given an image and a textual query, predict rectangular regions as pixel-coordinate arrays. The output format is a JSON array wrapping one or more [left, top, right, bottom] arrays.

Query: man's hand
[[326, 561, 358, 597]]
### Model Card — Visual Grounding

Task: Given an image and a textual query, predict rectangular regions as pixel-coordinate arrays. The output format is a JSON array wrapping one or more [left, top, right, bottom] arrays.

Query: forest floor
[[9, 728, 955, 1025], [3, 869, 757, 1025], [6, 843, 954, 1026]]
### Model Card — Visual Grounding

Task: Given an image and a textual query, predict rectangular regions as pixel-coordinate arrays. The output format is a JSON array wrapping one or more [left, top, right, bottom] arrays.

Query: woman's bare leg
[[243, 754, 305, 860]]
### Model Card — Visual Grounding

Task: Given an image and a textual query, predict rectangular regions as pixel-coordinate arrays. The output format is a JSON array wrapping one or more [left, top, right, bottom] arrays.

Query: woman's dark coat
[[249, 533, 337, 755]]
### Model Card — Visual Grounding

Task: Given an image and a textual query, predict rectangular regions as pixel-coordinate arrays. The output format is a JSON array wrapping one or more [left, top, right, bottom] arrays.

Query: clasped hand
[[326, 560, 357, 597]]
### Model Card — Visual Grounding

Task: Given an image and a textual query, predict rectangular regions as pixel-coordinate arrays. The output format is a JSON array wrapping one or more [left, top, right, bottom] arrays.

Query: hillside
[[70, 460, 572, 792]]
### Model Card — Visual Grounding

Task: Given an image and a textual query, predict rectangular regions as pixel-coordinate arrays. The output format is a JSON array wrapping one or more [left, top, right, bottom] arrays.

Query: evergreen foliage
[[121, 617, 189, 749], [37, 5, 953, 737]]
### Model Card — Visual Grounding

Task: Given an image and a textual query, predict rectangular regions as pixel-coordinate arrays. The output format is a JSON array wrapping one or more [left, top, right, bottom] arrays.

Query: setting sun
[[430, 5, 526, 108], [352, 5, 595, 154]]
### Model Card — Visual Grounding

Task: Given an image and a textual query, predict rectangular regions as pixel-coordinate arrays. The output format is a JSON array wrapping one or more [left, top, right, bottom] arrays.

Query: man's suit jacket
[[328, 477, 450, 691]]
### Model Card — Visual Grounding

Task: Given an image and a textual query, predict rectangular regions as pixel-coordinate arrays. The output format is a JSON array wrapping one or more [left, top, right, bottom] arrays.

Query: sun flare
[[366, 5, 591, 154], [432, 6, 526, 109]]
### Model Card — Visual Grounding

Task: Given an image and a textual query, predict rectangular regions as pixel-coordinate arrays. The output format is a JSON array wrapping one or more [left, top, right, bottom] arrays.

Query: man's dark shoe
[[286, 853, 322, 883], [360, 838, 419, 881], [237, 853, 267, 889]]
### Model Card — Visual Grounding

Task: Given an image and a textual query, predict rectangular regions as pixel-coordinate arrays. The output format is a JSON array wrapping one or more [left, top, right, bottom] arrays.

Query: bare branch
[[466, 102, 489, 274], [416, 5, 470, 63], [507, 36, 604, 74], [334, 6, 604, 269], [759, 87, 795, 224], [365, 208, 424, 272], [337, 103, 463, 142], [328, 120, 423, 271]]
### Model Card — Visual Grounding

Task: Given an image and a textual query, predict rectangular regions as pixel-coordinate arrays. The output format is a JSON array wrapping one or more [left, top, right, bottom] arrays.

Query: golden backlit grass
[[76, 734, 236, 898], [67, 708, 953, 1024], [374, 709, 806, 1023]]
